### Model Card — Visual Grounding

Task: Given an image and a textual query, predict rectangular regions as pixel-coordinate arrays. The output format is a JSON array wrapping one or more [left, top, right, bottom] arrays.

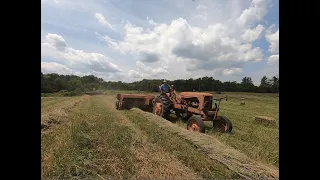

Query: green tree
[[241, 77, 255, 92], [41, 72, 279, 94], [270, 76, 279, 93]]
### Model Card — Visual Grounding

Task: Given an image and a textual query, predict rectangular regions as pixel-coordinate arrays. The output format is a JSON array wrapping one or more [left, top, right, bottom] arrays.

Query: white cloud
[[135, 61, 168, 76], [212, 68, 243, 76], [128, 70, 145, 78], [194, 12, 208, 20], [194, 4, 208, 21], [223, 68, 243, 76], [138, 51, 160, 63], [196, 5, 208, 10], [41, 62, 91, 77], [41, 33, 121, 76], [147, 16, 158, 26], [265, 26, 279, 54], [241, 24, 265, 42], [104, 18, 264, 74], [42, 43, 60, 58], [41, 61, 122, 81], [44, 33, 67, 51], [62, 48, 121, 73], [41, 62, 73, 75], [237, 0, 272, 27], [125, 61, 170, 80], [267, 55, 279, 65], [94, 12, 115, 31]]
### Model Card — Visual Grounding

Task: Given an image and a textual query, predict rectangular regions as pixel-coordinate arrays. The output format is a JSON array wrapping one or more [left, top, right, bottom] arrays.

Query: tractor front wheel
[[213, 116, 233, 133], [175, 110, 192, 121], [187, 115, 205, 133]]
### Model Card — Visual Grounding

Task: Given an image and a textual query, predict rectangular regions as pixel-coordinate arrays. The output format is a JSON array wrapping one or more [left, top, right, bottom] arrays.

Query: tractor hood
[[180, 92, 213, 98]]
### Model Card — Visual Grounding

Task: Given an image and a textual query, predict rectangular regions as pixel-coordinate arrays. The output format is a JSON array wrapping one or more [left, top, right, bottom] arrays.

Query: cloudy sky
[[41, 0, 279, 85]]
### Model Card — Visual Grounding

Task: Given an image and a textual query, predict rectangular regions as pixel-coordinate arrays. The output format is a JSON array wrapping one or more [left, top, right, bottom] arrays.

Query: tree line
[[41, 72, 279, 96]]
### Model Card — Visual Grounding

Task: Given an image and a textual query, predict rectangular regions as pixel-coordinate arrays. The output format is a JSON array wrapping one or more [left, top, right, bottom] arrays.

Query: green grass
[[212, 92, 278, 167], [173, 91, 279, 167], [41, 96, 137, 179], [41, 91, 279, 179], [41, 96, 81, 112]]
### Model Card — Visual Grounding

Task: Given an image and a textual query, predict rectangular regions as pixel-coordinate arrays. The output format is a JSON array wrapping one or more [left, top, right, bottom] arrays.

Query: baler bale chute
[[115, 91, 232, 133], [115, 93, 155, 112]]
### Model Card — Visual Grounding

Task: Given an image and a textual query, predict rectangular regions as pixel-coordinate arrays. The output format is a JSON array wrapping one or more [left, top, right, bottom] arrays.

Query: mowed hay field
[[174, 92, 279, 167], [41, 91, 279, 179]]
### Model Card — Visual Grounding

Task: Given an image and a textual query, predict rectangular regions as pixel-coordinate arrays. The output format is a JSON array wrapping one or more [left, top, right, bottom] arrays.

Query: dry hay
[[41, 95, 90, 132], [132, 108, 279, 180], [240, 97, 246, 105], [102, 96, 201, 179], [255, 116, 276, 126]]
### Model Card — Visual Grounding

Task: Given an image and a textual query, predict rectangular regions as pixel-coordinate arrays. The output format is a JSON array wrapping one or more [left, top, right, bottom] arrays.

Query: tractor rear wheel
[[187, 115, 205, 133], [213, 116, 233, 133], [115, 101, 119, 110], [160, 94, 171, 119], [152, 96, 171, 119]]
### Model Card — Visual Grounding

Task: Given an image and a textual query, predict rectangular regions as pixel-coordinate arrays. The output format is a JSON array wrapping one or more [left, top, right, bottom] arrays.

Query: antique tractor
[[152, 92, 232, 133], [115, 92, 232, 133]]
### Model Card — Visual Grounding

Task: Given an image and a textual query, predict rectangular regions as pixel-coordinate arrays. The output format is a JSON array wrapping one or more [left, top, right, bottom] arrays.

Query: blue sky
[[41, 0, 279, 85]]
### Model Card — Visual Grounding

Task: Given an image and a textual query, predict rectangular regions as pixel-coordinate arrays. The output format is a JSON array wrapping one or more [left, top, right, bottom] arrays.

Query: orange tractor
[[116, 91, 232, 133]]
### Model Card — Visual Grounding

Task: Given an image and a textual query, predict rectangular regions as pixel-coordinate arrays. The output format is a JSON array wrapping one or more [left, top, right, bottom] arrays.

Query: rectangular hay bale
[[255, 116, 276, 126]]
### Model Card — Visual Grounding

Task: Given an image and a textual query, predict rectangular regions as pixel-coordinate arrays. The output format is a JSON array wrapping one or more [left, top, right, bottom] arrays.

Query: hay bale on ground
[[240, 97, 246, 105], [255, 116, 276, 126]]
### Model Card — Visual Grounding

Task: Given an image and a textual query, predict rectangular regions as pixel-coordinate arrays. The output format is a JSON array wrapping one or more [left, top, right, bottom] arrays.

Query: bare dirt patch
[[132, 108, 279, 179]]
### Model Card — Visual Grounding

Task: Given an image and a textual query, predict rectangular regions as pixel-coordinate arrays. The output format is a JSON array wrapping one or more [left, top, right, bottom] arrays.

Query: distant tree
[[270, 76, 279, 93], [241, 77, 253, 85], [258, 76, 271, 93], [241, 77, 255, 92], [41, 72, 279, 94], [260, 76, 269, 87]]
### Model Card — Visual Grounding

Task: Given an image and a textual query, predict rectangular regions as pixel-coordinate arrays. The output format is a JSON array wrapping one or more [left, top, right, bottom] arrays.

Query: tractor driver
[[159, 80, 170, 94]]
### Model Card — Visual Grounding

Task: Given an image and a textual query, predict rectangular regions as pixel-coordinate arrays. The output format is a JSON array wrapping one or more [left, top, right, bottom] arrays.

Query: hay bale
[[240, 97, 246, 105], [255, 116, 276, 126]]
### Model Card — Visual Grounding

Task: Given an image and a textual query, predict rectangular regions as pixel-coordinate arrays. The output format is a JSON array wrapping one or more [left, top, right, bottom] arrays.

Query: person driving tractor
[[159, 80, 170, 93]]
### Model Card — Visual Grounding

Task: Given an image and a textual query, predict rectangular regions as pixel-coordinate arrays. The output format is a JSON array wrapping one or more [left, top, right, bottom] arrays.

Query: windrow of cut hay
[[41, 95, 90, 132], [131, 108, 279, 180]]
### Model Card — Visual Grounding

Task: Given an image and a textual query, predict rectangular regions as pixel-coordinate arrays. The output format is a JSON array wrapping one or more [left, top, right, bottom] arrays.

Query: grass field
[[41, 91, 279, 179]]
